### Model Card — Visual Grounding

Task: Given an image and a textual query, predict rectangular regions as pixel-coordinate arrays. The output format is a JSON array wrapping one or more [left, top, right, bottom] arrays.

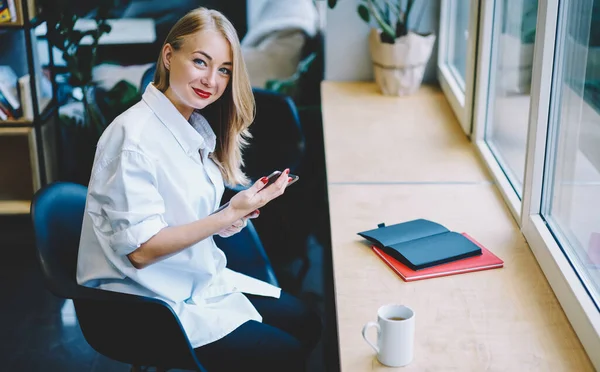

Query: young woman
[[76, 7, 321, 371]]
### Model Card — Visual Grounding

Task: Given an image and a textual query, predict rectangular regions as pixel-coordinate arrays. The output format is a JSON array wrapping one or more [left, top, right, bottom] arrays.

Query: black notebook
[[358, 219, 482, 271]]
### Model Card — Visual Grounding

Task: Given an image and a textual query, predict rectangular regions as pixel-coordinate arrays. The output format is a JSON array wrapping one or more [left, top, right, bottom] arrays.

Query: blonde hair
[[154, 7, 254, 186]]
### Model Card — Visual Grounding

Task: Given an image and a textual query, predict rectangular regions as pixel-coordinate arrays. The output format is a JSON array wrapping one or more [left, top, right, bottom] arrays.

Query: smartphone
[[263, 170, 300, 188], [210, 170, 299, 215]]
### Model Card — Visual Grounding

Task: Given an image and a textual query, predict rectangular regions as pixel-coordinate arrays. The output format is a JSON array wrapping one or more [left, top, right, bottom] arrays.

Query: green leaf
[[405, 0, 415, 23], [297, 52, 317, 74], [328, 0, 338, 9], [366, 0, 396, 40], [357, 4, 370, 23], [381, 0, 401, 19]]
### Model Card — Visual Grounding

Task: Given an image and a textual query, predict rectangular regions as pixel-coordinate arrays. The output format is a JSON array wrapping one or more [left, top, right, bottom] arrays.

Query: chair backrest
[[30, 182, 88, 298], [243, 87, 305, 179]]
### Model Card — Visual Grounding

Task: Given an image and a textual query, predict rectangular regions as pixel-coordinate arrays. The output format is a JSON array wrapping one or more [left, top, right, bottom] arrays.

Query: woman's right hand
[[228, 168, 291, 217]]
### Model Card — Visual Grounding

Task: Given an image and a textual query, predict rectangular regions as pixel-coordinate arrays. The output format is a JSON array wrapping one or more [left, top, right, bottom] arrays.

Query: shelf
[[0, 127, 39, 215], [0, 200, 31, 214], [0, 0, 41, 30], [0, 1, 54, 216], [0, 118, 32, 126], [0, 126, 31, 134], [0, 21, 26, 28], [0, 97, 55, 126], [0, 16, 44, 29]]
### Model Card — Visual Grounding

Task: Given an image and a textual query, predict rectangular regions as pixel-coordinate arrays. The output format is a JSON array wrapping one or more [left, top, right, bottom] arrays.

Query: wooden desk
[[321, 82, 594, 371]]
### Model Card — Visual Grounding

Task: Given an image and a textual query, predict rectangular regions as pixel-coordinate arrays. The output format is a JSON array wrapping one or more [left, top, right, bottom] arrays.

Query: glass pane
[[485, 0, 539, 196], [445, 0, 471, 91], [543, 0, 600, 307]]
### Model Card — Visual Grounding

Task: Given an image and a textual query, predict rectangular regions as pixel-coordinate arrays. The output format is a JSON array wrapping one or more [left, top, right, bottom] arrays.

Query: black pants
[[194, 292, 322, 372]]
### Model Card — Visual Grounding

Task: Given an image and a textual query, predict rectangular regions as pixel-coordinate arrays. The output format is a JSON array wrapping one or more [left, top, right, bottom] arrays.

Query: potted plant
[[328, 0, 436, 96], [39, 0, 115, 184]]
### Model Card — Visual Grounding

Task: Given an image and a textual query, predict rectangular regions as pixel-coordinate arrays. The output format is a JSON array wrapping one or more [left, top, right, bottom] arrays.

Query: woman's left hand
[[216, 209, 260, 238]]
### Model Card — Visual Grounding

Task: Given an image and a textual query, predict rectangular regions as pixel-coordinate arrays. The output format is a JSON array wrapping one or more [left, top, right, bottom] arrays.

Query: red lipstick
[[193, 88, 212, 99]]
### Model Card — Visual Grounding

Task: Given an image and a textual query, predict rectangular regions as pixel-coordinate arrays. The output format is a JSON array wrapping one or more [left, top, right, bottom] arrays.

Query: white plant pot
[[368, 28, 436, 96]]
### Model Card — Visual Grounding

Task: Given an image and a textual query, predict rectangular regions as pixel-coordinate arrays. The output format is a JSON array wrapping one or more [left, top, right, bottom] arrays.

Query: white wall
[[324, 0, 441, 84]]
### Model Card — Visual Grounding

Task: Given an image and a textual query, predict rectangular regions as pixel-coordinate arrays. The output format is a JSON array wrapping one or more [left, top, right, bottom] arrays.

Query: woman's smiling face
[[162, 29, 233, 119]]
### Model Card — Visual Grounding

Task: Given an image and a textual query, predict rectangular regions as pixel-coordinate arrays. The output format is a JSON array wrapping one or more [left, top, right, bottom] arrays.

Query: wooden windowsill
[[321, 81, 594, 371], [0, 200, 31, 215]]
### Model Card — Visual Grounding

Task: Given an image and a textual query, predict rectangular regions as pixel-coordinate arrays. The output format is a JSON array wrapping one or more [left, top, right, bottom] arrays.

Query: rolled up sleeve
[[88, 149, 168, 256]]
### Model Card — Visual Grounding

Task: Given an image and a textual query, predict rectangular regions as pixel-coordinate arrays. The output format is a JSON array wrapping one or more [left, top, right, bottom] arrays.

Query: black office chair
[[30, 181, 278, 371], [214, 220, 279, 286]]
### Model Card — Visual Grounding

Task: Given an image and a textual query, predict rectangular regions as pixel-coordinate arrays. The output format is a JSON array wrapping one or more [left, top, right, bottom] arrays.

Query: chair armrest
[[73, 286, 206, 371]]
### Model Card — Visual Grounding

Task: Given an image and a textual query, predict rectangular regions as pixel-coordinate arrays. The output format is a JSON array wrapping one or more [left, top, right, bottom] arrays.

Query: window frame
[[471, 0, 522, 221], [437, 0, 479, 135], [471, 0, 600, 368], [520, 0, 600, 368]]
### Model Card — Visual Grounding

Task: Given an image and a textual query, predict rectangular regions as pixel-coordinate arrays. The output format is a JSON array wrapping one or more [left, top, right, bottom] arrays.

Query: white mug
[[362, 304, 415, 367]]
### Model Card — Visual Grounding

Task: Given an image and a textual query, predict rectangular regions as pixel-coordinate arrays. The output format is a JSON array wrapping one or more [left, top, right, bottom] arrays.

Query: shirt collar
[[189, 111, 217, 154], [142, 83, 216, 155]]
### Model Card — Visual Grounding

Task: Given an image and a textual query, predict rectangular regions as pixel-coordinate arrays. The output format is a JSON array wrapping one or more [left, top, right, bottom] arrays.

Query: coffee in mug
[[362, 304, 415, 367], [389, 317, 406, 321]]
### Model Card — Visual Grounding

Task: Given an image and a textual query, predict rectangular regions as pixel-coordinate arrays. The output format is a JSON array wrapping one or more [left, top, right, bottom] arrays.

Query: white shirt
[[77, 83, 281, 348]]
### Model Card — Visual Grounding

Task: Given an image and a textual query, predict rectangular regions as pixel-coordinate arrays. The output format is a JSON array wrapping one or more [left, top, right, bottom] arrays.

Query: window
[[437, 0, 478, 134], [461, 0, 600, 366], [445, 0, 471, 92], [542, 0, 600, 308], [484, 0, 539, 197]]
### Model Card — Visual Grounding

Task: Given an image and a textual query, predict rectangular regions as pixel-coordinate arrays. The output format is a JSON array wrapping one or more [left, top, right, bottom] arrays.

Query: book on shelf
[[0, 85, 21, 118], [372, 232, 504, 282], [0, 66, 21, 118], [14, 74, 51, 121], [17, 75, 33, 120], [0, 0, 14, 23], [0, 58, 51, 122], [0, 0, 10, 23], [0, 0, 39, 25], [0, 97, 14, 119]]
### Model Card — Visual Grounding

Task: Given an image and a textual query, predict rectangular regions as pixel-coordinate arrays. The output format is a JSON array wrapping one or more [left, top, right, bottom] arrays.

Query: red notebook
[[372, 233, 503, 282]]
